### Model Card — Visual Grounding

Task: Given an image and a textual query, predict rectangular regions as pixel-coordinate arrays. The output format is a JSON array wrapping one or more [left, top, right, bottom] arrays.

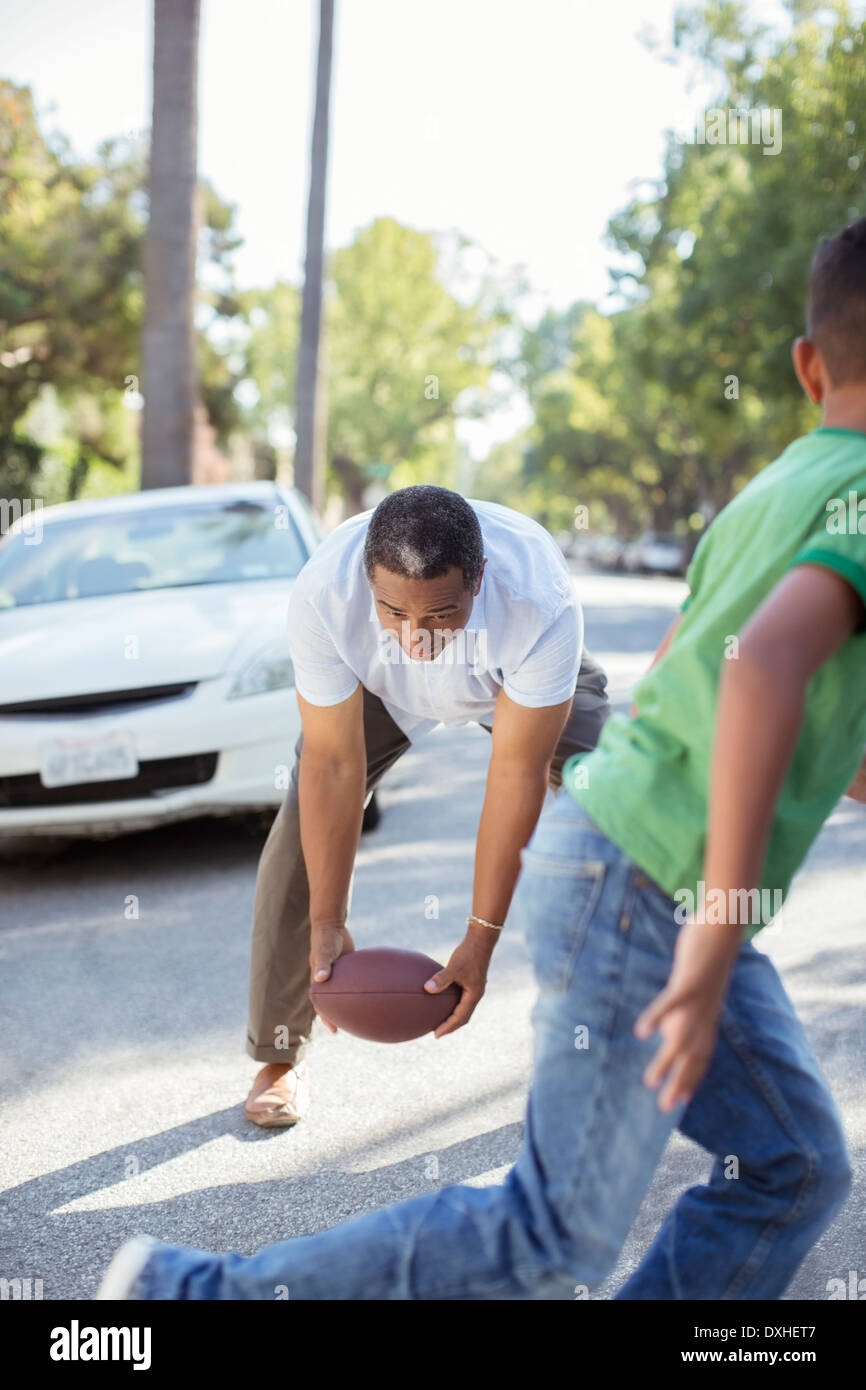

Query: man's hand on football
[[424, 928, 495, 1037]]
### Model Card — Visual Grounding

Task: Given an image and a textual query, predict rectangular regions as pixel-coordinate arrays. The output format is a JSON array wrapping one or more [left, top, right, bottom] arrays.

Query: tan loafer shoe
[[244, 1062, 310, 1128]]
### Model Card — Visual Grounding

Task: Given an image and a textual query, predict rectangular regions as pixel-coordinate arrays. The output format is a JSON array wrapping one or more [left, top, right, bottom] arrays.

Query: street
[[1, 572, 863, 1300]]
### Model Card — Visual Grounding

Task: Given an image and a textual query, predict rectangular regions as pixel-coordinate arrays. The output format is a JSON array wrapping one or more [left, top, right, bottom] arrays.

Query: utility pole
[[293, 0, 335, 511], [140, 0, 201, 489]]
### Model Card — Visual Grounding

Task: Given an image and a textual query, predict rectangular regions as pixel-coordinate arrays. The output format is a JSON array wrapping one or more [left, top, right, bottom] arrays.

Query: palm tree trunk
[[294, 0, 335, 512], [140, 0, 201, 489]]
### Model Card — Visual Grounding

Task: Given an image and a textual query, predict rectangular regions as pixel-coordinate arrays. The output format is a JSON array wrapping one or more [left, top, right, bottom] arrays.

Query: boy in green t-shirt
[[99, 221, 866, 1302]]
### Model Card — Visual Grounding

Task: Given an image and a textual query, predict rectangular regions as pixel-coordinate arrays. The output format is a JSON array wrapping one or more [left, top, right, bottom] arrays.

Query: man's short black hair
[[363, 485, 484, 590], [808, 217, 866, 386]]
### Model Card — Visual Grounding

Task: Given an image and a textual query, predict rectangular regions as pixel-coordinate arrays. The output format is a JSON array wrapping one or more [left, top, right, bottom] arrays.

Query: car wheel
[[238, 810, 277, 839], [0, 835, 77, 865]]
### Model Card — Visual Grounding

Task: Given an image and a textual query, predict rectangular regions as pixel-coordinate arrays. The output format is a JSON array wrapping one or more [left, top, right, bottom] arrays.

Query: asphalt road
[[0, 571, 863, 1301]]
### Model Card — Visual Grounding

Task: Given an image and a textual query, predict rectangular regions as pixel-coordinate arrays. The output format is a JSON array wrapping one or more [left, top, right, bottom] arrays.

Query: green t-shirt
[[563, 427, 866, 937]]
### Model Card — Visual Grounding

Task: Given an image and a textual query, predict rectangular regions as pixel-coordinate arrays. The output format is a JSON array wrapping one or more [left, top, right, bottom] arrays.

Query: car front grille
[[0, 753, 219, 808], [0, 684, 197, 715]]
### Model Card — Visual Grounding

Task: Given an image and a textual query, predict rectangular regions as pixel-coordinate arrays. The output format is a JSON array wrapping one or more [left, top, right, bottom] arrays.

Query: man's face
[[370, 561, 485, 661]]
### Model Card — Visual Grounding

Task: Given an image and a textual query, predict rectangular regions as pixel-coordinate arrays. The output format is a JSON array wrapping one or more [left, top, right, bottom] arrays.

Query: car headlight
[[228, 643, 296, 699]]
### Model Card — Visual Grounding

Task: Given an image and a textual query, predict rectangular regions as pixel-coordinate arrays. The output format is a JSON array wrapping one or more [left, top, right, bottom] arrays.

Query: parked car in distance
[[553, 529, 579, 560], [571, 534, 625, 571], [621, 531, 690, 577], [0, 482, 323, 840], [591, 535, 628, 571]]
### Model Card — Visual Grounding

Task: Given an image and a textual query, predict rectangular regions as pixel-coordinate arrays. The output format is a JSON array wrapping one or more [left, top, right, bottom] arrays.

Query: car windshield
[[0, 499, 308, 609]]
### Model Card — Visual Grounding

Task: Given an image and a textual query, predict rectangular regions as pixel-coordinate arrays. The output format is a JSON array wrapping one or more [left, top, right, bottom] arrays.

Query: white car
[[0, 482, 322, 838], [622, 532, 688, 577]]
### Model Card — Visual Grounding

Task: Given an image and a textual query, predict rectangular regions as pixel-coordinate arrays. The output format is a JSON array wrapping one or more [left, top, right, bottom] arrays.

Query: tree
[[515, 0, 866, 537], [605, 0, 866, 515], [294, 0, 335, 511], [140, 0, 201, 489], [0, 78, 243, 506], [326, 220, 511, 510], [0, 81, 143, 501], [240, 218, 515, 511]]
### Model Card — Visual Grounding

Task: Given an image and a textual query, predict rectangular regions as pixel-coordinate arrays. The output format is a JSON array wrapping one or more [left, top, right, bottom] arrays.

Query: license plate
[[40, 732, 139, 788]]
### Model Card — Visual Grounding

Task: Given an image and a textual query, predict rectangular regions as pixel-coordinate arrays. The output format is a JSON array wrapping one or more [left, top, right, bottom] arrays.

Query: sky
[[2, 0, 788, 455]]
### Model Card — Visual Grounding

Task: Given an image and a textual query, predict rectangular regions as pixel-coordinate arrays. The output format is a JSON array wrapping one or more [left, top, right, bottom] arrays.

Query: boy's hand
[[634, 917, 738, 1112]]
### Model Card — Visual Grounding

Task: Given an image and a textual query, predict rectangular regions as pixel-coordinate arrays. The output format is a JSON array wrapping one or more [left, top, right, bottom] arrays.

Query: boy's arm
[[635, 563, 865, 1111], [629, 614, 682, 716], [651, 613, 682, 669]]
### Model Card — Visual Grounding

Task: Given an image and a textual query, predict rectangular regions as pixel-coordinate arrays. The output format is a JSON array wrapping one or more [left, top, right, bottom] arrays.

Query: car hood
[[0, 580, 297, 704]]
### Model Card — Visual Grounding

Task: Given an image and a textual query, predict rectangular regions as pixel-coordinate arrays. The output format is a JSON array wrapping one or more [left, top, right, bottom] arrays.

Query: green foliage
[[507, 0, 866, 537], [0, 82, 142, 498], [0, 80, 243, 504], [326, 219, 501, 503], [240, 218, 517, 506], [240, 281, 301, 427], [5, 1, 864, 530]]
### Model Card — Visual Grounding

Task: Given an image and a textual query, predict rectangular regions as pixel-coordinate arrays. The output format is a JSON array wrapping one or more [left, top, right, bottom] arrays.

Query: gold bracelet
[[467, 913, 504, 932]]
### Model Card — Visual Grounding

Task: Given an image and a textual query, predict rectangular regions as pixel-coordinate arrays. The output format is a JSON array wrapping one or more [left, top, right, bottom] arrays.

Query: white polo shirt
[[286, 498, 582, 741]]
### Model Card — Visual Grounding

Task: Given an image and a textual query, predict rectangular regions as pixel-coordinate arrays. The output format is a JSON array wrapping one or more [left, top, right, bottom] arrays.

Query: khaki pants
[[246, 651, 610, 1065]]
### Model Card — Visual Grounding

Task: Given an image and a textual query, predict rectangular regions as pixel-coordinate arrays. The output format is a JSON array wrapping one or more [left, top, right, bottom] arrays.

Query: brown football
[[309, 947, 461, 1042]]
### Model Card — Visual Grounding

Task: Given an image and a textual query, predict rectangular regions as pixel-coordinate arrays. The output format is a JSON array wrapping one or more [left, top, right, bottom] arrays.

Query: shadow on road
[[0, 1100, 525, 1299], [0, 813, 271, 877]]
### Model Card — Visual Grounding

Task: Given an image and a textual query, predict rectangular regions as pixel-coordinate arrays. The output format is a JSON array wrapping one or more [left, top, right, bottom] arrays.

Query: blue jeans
[[130, 796, 852, 1299]]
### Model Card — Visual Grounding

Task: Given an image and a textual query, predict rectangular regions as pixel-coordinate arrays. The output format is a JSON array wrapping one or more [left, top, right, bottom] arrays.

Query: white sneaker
[[95, 1235, 159, 1300]]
